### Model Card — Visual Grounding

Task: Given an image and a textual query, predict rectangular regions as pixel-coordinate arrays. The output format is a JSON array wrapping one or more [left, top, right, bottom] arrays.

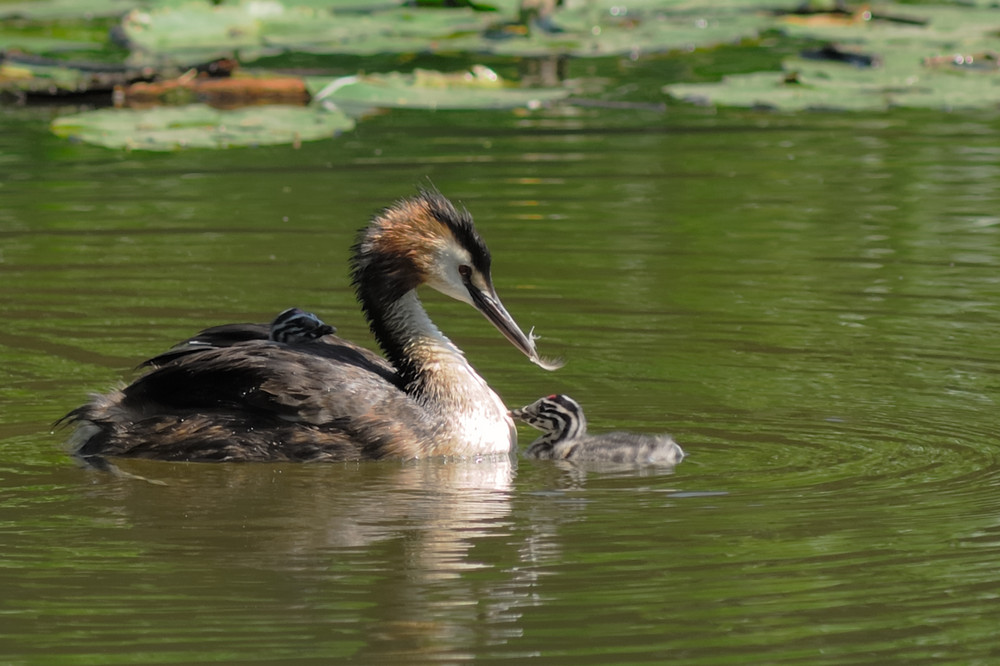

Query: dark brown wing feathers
[[68, 335, 440, 462]]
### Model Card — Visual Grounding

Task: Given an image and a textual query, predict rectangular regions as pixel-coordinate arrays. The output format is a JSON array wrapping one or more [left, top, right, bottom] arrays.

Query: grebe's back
[[138, 307, 340, 369]]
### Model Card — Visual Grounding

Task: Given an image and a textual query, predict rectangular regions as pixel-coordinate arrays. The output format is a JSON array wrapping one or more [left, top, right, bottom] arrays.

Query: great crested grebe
[[64, 189, 559, 463], [268, 307, 336, 343], [510, 394, 684, 465]]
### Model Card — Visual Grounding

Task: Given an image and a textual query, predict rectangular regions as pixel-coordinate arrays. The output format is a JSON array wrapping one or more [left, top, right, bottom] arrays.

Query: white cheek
[[426, 246, 476, 305], [428, 270, 473, 304]]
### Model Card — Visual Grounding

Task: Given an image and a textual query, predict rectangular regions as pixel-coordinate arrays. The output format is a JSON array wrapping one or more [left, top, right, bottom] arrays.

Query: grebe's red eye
[[458, 265, 472, 279], [547, 394, 557, 399]]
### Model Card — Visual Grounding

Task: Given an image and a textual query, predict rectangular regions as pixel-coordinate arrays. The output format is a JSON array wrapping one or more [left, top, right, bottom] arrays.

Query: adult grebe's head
[[352, 188, 561, 370]]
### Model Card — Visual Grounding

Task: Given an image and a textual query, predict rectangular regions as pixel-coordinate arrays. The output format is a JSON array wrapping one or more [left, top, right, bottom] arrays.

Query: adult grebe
[[510, 394, 684, 465], [65, 189, 559, 462]]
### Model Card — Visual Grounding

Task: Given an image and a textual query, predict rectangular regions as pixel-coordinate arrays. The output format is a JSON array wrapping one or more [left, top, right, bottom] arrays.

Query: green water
[[3, 85, 1000, 662]]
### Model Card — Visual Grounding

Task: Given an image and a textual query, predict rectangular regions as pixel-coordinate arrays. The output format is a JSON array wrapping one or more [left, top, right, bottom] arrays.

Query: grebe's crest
[[352, 188, 562, 371], [351, 189, 489, 302]]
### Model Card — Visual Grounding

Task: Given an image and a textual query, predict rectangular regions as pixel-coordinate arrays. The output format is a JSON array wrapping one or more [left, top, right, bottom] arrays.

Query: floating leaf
[[0, 0, 141, 20], [461, 3, 775, 58], [666, 68, 888, 111], [666, 50, 1000, 112], [0, 56, 137, 94], [260, 7, 495, 55], [309, 66, 567, 110], [111, 0, 776, 62], [778, 5, 1000, 47], [0, 13, 114, 56], [0, 35, 106, 54], [666, 3, 1000, 111], [117, 0, 496, 65], [51, 103, 354, 150], [119, 1, 271, 65]]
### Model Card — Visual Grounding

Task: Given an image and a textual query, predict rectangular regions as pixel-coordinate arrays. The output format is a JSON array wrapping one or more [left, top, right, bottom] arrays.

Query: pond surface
[[3, 68, 1000, 663]]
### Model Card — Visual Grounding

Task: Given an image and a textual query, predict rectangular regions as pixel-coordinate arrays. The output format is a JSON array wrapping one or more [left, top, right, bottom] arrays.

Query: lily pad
[[0, 35, 106, 55], [666, 52, 1000, 111], [309, 66, 567, 111], [119, 1, 273, 65], [14, 0, 1000, 113], [50, 103, 355, 150], [112, 0, 778, 63], [778, 5, 1000, 47], [462, 1, 776, 58], [118, 0, 497, 65], [0, 0, 142, 20], [0, 56, 136, 94], [666, 2, 1000, 111], [0, 15, 114, 55]]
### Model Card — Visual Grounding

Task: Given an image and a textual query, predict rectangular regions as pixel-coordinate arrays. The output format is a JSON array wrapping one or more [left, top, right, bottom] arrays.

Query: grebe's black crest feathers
[[418, 187, 492, 277], [350, 190, 464, 302]]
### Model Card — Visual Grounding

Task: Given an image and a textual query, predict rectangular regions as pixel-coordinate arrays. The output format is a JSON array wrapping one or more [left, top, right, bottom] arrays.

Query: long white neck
[[382, 291, 515, 456]]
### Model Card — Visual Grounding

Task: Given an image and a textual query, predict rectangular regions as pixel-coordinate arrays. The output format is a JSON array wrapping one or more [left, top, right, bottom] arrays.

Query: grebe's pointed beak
[[468, 284, 563, 371]]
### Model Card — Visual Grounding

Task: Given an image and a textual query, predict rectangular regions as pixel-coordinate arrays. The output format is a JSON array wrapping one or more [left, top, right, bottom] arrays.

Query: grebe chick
[[134, 308, 341, 369], [510, 394, 684, 465], [64, 188, 560, 463], [269, 307, 335, 343]]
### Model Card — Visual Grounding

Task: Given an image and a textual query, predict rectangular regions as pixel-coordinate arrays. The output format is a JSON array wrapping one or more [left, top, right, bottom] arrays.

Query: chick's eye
[[458, 265, 472, 280]]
